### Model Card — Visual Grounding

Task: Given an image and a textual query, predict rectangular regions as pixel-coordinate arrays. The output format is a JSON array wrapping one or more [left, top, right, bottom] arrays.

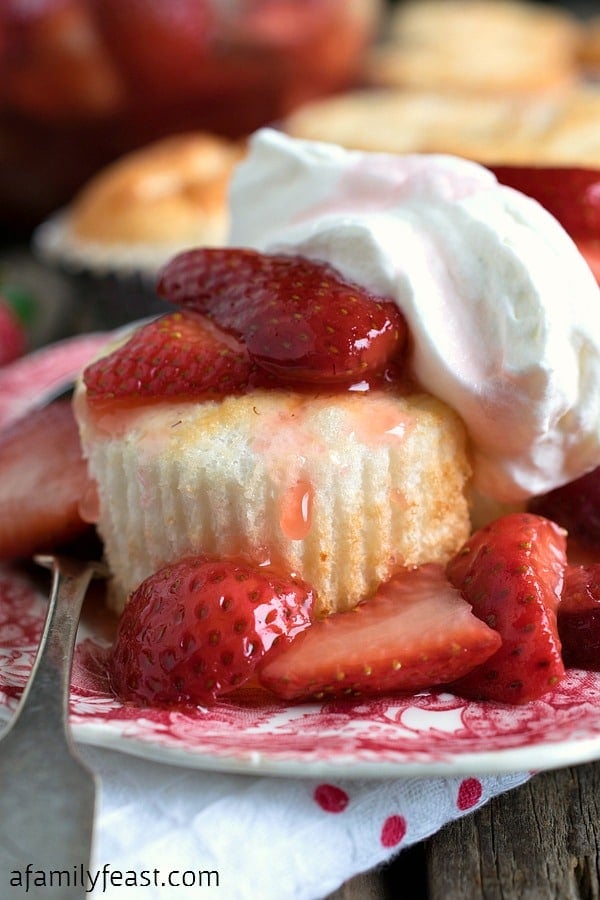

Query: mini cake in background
[[367, 0, 581, 95], [282, 86, 600, 168], [33, 132, 244, 330], [578, 16, 600, 77]]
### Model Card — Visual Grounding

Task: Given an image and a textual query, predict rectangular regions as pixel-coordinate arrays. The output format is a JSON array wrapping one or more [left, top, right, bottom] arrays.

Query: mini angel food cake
[[74, 130, 600, 704], [76, 380, 471, 617]]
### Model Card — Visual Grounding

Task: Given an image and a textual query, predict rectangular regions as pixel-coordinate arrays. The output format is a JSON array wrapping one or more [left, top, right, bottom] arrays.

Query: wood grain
[[328, 762, 600, 900]]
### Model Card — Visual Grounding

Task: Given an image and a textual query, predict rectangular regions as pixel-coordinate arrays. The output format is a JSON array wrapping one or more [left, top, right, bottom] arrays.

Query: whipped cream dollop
[[229, 128, 600, 503]]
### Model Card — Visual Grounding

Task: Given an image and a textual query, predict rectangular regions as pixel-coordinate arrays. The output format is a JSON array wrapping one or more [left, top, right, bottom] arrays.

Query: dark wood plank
[[425, 763, 600, 900], [329, 763, 600, 899], [327, 835, 428, 899], [326, 871, 389, 900]]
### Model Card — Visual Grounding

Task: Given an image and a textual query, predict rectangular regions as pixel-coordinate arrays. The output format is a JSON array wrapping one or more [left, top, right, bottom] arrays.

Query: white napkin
[[80, 746, 530, 900]]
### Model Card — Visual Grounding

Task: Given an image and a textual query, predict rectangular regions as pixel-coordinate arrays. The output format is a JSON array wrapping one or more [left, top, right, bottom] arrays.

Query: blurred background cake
[[282, 85, 600, 167], [367, 0, 582, 95], [0, 0, 383, 236], [32, 132, 245, 330], [2, 0, 600, 340]]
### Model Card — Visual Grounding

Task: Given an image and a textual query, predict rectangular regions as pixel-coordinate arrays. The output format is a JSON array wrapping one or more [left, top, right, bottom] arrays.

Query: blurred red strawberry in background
[[489, 165, 600, 283], [0, 294, 27, 366]]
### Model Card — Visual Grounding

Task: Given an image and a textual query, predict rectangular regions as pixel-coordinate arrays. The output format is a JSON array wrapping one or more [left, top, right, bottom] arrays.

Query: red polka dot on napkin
[[314, 783, 349, 813], [380, 815, 407, 848], [457, 777, 483, 810]]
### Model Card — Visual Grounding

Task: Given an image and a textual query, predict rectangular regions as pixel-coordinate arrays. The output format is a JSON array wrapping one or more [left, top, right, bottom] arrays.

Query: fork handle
[[8, 557, 97, 741], [0, 557, 103, 897]]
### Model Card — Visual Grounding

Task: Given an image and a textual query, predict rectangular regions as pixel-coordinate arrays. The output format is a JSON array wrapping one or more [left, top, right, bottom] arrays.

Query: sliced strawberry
[[257, 564, 501, 702], [558, 564, 600, 670], [110, 555, 315, 706], [83, 311, 258, 406], [447, 512, 567, 704], [0, 332, 109, 431], [156, 248, 407, 386], [529, 466, 600, 550], [489, 165, 600, 241], [0, 399, 90, 559]]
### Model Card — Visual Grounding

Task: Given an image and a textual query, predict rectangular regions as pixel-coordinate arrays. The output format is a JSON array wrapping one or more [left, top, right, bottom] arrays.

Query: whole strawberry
[[110, 555, 315, 706], [447, 512, 567, 704], [157, 248, 407, 386]]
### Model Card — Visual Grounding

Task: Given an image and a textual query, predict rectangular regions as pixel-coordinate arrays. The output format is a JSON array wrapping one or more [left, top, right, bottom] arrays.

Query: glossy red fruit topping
[[0, 400, 90, 559], [558, 564, 600, 670], [110, 555, 315, 706], [156, 248, 407, 386], [489, 165, 600, 241], [83, 311, 259, 406], [447, 513, 567, 704], [529, 466, 600, 550], [257, 564, 501, 701]]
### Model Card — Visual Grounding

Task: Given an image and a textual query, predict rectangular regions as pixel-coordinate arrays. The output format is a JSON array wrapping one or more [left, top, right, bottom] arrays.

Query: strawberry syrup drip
[[279, 479, 314, 541]]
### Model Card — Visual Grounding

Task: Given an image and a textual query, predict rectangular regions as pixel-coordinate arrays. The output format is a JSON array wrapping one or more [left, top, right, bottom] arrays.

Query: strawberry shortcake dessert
[[68, 129, 600, 708]]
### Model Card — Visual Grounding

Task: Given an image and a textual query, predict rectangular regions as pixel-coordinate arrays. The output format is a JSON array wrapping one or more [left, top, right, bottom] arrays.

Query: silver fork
[[0, 556, 108, 898]]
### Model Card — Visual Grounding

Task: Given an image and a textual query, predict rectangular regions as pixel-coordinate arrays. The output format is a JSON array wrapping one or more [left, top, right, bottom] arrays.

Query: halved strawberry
[[558, 564, 600, 670], [110, 555, 315, 706], [489, 165, 600, 241], [0, 332, 109, 431], [447, 513, 567, 704], [83, 310, 259, 406], [0, 399, 90, 559], [156, 248, 407, 386], [257, 564, 501, 702]]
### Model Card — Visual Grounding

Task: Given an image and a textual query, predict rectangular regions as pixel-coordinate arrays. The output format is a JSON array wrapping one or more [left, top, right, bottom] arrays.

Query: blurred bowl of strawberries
[[0, 0, 382, 235]]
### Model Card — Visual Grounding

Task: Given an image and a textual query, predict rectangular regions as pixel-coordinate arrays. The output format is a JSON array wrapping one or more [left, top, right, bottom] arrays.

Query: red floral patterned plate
[[1, 564, 600, 779], [2, 334, 600, 778]]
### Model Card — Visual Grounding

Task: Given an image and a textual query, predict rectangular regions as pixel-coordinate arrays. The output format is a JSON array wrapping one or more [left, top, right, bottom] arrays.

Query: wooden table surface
[[328, 761, 600, 899]]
